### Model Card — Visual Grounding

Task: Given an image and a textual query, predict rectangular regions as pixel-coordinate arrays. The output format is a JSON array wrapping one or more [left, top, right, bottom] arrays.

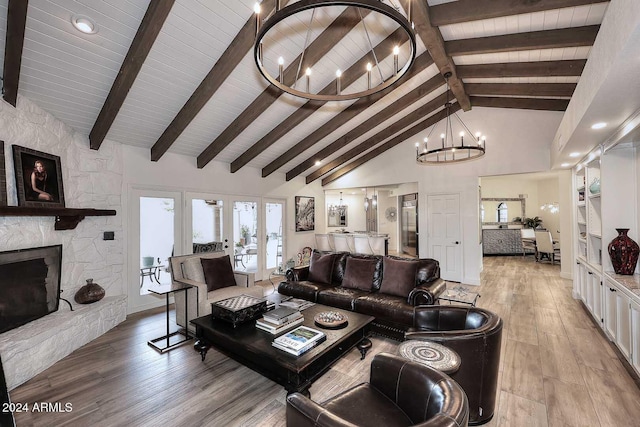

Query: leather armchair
[[405, 306, 503, 425], [286, 353, 469, 427]]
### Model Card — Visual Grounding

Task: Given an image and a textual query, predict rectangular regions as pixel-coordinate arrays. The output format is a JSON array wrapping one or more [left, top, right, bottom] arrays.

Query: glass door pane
[[139, 196, 176, 295], [232, 200, 259, 275], [265, 201, 284, 272], [190, 196, 229, 255]]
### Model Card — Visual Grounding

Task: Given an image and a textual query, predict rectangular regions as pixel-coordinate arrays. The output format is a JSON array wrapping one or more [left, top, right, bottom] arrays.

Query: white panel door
[[427, 194, 462, 282]]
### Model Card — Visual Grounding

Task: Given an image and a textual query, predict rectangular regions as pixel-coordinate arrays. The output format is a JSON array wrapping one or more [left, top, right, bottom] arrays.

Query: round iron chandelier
[[254, 0, 416, 102], [416, 73, 486, 164]]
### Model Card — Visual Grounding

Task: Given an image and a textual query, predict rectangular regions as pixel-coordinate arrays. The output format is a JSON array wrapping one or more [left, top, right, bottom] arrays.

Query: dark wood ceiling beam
[[2, 0, 28, 107], [289, 75, 444, 182], [412, 0, 471, 111], [321, 105, 460, 186], [446, 26, 600, 56], [261, 52, 434, 177], [430, 0, 609, 26], [197, 7, 366, 169], [150, 0, 284, 161], [465, 83, 576, 97], [90, 0, 175, 150], [457, 60, 586, 78], [307, 92, 450, 184], [229, 27, 407, 173], [471, 96, 569, 111]]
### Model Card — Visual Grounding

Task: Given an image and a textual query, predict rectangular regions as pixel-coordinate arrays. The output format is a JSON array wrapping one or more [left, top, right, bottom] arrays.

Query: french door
[[187, 192, 232, 257], [264, 199, 285, 275], [186, 193, 286, 280], [129, 188, 183, 313]]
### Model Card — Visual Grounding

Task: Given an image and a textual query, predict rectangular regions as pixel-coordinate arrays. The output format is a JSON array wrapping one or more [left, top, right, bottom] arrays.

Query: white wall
[[537, 178, 560, 239], [0, 96, 124, 298], [324, 107, 565, 284]]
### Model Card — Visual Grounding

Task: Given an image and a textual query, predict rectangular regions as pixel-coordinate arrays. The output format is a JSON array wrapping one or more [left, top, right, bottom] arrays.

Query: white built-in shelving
[[572, 110, 640, 378]]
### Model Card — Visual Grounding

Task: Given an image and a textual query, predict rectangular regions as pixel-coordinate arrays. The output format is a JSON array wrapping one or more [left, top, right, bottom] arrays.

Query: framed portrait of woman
[[12, 145, 65, 208]]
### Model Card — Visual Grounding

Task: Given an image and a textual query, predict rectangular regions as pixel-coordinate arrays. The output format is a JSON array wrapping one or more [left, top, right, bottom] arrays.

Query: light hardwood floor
[[10, 256, 640, 426]]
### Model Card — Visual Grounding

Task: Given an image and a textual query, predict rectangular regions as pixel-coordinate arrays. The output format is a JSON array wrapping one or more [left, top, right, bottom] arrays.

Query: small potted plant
[[523, 216, 543, 229]]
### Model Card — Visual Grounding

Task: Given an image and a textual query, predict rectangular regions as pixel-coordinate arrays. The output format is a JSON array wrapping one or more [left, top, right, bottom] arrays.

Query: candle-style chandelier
[[416, 72, 486, 164], [253, 0, 416, 102], [328, 192, 347, 217], [540, 202, 559, 213]]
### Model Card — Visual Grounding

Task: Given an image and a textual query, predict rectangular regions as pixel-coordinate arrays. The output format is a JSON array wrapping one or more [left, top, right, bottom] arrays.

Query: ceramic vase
[[608, 229, 640, 275], [74, 278, 106, 304], [589, 178, 600, 194]]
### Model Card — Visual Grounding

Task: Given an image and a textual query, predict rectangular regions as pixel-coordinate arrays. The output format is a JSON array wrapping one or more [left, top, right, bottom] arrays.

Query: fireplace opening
[[0, 245, 62, 334]]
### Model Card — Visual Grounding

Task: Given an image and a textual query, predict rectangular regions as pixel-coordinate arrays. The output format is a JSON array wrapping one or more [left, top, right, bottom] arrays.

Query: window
[[497, 202, 508, 223]]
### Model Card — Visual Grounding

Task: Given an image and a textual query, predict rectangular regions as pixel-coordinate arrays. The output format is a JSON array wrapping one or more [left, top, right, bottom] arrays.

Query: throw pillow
[[341, 257, 379, 291], [201, 255, 236, 292], [308, 251, 335, 284], [380, 257, 418, 298]]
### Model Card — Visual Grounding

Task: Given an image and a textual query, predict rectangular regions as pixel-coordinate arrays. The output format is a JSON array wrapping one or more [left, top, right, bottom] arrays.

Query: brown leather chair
[[286, 353, 469, 427], [405, 306, 503, 425]]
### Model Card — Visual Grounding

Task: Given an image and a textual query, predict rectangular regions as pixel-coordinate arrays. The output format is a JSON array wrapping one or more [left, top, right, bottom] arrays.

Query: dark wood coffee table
[[190, 304, 374, 395]]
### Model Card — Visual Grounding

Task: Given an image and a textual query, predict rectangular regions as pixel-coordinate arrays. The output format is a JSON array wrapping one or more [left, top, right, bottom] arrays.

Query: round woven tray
[[314, 311, 348, 329]]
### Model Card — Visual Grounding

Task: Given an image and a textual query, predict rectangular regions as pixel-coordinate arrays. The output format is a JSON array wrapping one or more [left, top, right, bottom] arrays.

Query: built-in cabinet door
[[616, 286, 632, 360], [579, 263, 588, 302], [604, 280, 617, 340], [631, 300, 640, 375], [593, 278, 603, 325], [585, 270, 595, 314]]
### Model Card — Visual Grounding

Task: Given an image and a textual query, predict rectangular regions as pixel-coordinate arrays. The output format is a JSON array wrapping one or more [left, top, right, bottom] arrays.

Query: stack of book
[[272, 326, 326, 356], [255, 306, 303, 334]]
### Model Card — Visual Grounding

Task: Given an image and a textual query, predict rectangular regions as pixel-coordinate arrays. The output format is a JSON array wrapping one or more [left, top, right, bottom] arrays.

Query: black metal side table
[[148, 282, 193, 353]]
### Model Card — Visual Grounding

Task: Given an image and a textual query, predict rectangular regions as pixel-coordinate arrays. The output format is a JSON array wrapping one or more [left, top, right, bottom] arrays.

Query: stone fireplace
[[0, 244, 126, 390], [0, 245, 63, 335]]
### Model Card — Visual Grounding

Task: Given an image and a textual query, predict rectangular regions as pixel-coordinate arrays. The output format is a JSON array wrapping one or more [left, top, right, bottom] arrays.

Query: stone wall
[[0, 96, 125, 297], [0, 96, 127, 389]]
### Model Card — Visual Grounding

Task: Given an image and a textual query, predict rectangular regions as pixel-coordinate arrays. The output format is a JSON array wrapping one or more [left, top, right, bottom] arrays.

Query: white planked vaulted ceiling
[[0, 0, 612, 185]]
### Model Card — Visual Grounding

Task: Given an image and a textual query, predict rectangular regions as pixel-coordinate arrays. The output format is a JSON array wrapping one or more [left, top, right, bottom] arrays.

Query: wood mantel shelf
[[0, 206, 116, 230]]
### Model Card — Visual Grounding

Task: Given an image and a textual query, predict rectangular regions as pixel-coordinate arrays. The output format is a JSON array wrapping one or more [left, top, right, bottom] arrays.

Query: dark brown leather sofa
[[279, 250, 446, 339], [405, 306, 503, 425], [286, 352, 469, 427]]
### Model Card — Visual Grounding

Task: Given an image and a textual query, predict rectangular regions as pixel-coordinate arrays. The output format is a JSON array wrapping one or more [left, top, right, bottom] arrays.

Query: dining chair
[[535, 231, 560, 264], [520, 228, 536, 257]]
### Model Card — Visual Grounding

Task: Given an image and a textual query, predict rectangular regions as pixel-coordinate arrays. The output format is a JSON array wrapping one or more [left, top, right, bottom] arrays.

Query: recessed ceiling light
[[561, 163, 570, 168], [569, 152, 581, 158], [315, 160, 321, 166], [591, 122, 607, 130], [71, 15, 98, 34]]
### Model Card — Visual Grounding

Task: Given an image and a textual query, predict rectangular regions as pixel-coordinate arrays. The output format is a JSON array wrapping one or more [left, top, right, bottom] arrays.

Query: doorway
[[400, 193, 418, 256]]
